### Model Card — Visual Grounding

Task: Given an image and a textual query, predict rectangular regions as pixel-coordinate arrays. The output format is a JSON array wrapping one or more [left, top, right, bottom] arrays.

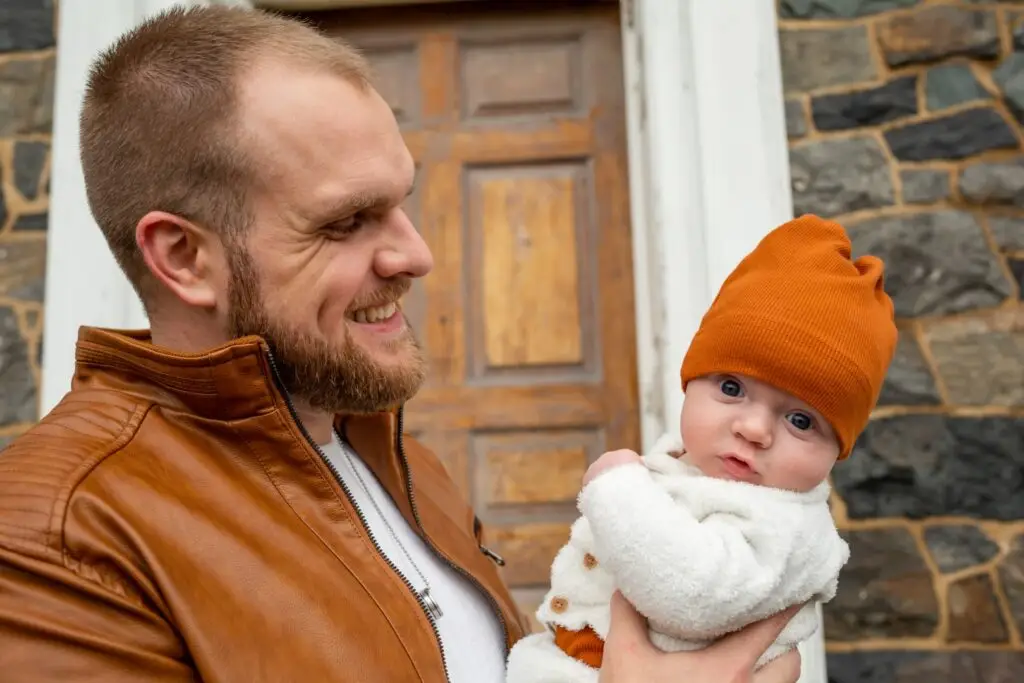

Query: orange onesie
[[552, 625, 605, 669]]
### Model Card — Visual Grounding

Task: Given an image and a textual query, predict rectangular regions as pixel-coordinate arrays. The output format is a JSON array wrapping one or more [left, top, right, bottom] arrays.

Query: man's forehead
[[236, 61, 413, 215], [241, 75, 368, 149]]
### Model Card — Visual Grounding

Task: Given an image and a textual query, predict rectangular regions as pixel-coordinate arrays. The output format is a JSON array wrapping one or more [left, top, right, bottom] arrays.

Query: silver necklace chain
[[338, 438, 444, 620]]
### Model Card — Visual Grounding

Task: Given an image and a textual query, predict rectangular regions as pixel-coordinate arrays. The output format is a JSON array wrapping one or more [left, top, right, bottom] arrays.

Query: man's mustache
[[346, 278, 412, 312]]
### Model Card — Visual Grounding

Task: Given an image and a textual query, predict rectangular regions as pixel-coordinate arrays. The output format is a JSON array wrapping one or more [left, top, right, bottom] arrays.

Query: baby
[[505, 214, 898, 682]]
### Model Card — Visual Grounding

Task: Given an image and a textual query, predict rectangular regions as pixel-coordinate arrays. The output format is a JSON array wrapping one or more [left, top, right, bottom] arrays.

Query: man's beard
[[225, 247, 426, 415]]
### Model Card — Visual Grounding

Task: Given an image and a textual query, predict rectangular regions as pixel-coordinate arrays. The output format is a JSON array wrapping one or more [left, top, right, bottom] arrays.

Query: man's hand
[[581, 449, 642, 487], [599, 591, 802, 683]]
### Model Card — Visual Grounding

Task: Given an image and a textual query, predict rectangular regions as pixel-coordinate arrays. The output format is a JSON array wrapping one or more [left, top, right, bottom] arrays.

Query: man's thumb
[[605, 591, 652, 653]]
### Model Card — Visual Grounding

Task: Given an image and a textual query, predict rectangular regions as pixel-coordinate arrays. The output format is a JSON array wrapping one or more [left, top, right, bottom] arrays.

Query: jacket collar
[[72, 327, 410, 510], [75, 326, 286, 421]]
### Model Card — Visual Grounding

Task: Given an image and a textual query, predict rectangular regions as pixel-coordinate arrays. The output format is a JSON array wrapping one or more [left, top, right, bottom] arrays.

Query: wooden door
[[313, 0, 638, 629]]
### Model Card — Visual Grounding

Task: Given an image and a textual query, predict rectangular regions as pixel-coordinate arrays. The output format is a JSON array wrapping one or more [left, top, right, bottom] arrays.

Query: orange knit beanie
[[680, 214, 897, 459]]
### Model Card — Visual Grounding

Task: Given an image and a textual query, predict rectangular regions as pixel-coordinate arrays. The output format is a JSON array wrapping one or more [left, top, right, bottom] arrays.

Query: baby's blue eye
[[787, 412, 813, 431]]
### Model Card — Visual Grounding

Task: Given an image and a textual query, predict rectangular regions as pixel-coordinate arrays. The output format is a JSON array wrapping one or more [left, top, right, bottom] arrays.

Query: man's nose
[[375, 208, 434, 279]]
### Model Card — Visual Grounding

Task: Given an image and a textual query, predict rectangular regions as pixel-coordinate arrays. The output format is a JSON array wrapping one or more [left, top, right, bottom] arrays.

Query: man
[[0, 7, 800, 683]]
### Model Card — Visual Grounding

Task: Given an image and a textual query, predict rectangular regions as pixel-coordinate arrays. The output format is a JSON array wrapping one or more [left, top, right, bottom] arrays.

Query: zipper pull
[[481, 545, 506, 566]]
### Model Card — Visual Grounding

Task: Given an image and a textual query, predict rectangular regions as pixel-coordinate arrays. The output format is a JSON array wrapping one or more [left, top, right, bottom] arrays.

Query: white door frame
[[43, 1, 824, 681]]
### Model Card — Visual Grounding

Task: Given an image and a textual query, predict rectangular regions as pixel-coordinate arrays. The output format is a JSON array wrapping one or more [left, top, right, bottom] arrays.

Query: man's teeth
[[353, 302, 397, 323]]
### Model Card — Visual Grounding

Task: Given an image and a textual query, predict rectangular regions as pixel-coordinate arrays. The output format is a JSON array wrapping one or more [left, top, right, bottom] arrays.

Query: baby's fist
[[582, 449, 641, 487]]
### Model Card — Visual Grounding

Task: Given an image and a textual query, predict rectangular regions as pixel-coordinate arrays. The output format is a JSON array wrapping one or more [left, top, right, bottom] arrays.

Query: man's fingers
[[753, 650, 802, 683], [705, 604, 802, 669], [604, 591, 650, 654]]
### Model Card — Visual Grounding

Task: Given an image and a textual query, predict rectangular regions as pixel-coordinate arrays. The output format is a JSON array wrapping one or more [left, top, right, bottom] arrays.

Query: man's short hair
[[80, 6, 371, 305]]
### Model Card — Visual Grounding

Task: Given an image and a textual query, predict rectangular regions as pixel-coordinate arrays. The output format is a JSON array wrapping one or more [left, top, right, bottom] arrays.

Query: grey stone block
[[0, 55, 55, 137], [885, 108, 1018, 162], [925, 311, 1024, 407], [824, 527, 938, 639], [924, 524, 1000, 573], [12, 140, 47, 201], [811, 75, 917, 131], [960, 158, 1024, 207], [779, 25, 876, 93], [780, 0, 920, 19], [0, 0, 55, 52], [848, 211, 1012, 317], [0, 239, 47, 303], [835, 415, 1024, 520], [988, 216, 1024, 251], [827, 651, 1024, 683], [0, 306, 37, 426], [878, 334, 942, 406], [789, 136, 895, 217], [925, 63, 991, 111], [785, 98, 807, 139], [901, 169, 950, 205]]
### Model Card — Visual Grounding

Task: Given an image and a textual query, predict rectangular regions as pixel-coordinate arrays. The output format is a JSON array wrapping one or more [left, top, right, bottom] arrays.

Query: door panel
[[313, 0, 638, 629]]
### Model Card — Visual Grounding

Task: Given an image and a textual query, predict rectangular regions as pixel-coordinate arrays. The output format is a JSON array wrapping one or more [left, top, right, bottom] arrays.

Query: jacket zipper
[[262, 348, 453, 683], [394, 407, 511, 655]]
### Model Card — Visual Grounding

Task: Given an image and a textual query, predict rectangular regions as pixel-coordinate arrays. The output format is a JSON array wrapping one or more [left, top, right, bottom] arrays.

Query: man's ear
[[136, 211, 220, 309]]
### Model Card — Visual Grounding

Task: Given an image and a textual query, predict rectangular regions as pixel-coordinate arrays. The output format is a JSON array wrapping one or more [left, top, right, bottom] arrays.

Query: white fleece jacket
[[505, 433, 849, 683]]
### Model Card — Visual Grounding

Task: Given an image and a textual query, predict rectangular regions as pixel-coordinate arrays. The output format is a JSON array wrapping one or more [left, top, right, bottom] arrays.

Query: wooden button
[[550, 597, 569, 613], [583, 553, 598, 569]]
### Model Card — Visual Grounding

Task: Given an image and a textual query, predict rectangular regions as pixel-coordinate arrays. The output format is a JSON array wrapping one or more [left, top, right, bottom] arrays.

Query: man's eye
[[326, 215, 361, 236], [787, 412, 813, 431]]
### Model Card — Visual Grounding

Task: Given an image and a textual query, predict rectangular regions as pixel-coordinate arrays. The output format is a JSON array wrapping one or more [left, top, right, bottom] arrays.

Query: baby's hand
[[582, 449, 642, 487]]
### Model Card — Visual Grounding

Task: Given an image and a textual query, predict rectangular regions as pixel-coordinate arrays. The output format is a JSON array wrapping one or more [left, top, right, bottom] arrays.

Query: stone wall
[[778, 1, 1024, 681], [0, 1, 55, 447]]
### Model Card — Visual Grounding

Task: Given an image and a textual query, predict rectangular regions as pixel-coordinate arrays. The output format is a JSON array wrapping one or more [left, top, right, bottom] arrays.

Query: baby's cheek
[[681, 419, 715, 458], [774, 457, 831, 492]]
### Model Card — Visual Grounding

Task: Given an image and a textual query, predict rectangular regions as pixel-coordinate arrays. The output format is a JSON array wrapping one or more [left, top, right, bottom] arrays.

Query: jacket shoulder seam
[[0, 397, 152, 567], [57, 402, 153, 587]]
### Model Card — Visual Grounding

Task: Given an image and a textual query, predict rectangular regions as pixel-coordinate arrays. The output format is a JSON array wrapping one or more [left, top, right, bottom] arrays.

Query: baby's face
[[679, 374, 840, 492]]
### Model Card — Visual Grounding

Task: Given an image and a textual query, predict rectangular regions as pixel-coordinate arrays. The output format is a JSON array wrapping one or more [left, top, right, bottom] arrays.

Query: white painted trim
[[46, 1, 826, 680], [44, 0, 140, 415], [621, 0, 709, 451], [617, 2, 662, 453], [620, 2, 826, 682]]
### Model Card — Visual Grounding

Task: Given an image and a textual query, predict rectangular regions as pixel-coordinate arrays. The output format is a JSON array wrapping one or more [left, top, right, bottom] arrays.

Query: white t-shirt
[[320, 433, 508, 682]]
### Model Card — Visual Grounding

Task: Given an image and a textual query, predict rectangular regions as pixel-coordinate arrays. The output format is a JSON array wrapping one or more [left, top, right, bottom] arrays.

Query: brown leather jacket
[[0, 327, 526, 682]]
